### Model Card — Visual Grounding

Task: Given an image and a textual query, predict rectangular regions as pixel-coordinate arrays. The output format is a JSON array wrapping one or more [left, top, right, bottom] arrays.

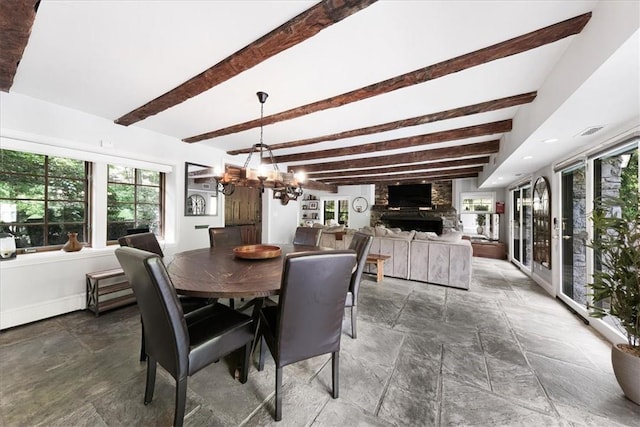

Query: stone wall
[[374, 181, 452, 208], [371, 181, 458, 232]]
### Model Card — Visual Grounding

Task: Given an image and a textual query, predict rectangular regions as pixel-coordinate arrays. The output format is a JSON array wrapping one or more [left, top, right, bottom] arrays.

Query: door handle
[[562, 235, 572, 240]]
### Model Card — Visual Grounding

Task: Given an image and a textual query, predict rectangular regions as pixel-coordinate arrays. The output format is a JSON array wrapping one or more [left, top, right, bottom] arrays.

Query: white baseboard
[[0, 293, 85, 330]]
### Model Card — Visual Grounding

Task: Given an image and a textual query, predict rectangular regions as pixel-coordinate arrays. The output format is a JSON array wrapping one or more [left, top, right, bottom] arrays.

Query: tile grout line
[[435, 343, 444, 427], [497, 296, 564, 421], [372, 333, 406, 418], [476, 331, 494, 392]]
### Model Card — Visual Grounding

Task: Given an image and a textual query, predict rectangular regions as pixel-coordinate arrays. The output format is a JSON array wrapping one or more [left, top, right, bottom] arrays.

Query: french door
[[511, 185, 532, 270], [559, 165, 588, 307], [557, 141, 638, 337]]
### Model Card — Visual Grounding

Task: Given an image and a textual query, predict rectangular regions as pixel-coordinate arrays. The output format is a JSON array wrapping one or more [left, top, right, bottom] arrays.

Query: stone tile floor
[[1, 257, 639, 426]]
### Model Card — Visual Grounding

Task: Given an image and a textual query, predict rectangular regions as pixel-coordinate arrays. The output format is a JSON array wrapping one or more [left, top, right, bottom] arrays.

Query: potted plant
[[587, 192, 639, 405], [476, 213, 486, 235]]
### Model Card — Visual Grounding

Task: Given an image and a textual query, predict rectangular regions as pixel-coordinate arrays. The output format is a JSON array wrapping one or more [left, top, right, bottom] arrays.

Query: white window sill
[[0, 246, 118, 269]]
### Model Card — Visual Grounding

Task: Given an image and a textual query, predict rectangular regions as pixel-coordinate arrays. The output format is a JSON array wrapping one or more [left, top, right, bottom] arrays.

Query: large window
[[107, 165, 164, 240], [0, 149, 89, 252], [557, 137, 638, 344]]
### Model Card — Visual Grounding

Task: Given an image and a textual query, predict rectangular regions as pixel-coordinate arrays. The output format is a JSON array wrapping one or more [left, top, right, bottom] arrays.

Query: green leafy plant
[[587, 192, 640, 353], [476, 214, 486, 227]]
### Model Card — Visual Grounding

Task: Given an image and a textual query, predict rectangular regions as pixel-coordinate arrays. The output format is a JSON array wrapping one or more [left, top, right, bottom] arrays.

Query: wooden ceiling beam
[[186, 13, 590, 143], [228, 92, 535, 155], [0, 0, 39, 92], [115, 0, 378, 126], [324, 170, 481, 186], [274, 120, 510, 164], [291, 140, 499, 173], [299, 156, 491, 178]]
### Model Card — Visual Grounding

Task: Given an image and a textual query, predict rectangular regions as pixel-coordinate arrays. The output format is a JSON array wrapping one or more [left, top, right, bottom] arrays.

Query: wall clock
[[352, 197, 369, 213]]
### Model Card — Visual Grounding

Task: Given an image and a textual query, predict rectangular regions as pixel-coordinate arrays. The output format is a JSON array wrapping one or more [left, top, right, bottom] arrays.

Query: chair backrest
[[115, 247, 188, 379], [276, 250, 356, 367], [347, 232, 374, 297], [118, 232, 164, 257], [292, 226, 322, 246], [208, 226, 243, 248]]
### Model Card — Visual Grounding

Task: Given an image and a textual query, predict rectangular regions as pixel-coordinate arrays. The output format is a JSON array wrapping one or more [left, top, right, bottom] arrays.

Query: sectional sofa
[[317, 225, 472, 290]]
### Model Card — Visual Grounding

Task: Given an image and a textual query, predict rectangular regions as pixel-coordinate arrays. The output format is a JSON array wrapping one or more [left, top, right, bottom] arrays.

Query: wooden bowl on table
[[233, 245, 282, 260]]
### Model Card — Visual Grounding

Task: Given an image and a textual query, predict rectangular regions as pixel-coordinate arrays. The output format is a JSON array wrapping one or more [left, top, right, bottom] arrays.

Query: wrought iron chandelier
[[215, 91, 304, 205]]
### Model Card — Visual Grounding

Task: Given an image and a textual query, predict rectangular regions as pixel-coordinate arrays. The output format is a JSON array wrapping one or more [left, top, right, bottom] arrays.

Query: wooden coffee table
[[365, 253, 391, 283]]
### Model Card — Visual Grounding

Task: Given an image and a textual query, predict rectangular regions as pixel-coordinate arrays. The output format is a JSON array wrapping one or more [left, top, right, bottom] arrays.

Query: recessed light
[[542, 138, 558, 144], [497, 177, 504, 180], [523, 155, 533, 160]]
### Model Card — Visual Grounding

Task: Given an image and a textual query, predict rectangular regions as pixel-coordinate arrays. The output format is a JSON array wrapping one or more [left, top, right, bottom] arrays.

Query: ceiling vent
[[577, 125, 604, 137]]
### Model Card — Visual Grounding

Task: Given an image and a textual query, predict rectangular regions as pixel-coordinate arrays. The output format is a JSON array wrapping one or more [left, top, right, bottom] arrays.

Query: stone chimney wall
[[371, 181, 459, 232]]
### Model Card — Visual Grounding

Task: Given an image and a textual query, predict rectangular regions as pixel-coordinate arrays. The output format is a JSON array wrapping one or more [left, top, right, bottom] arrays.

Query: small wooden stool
[[365, 254, 391, 282]]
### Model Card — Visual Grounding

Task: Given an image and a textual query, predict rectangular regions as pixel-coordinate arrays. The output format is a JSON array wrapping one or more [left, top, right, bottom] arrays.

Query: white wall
[[261, 189, 300, 244], [0, 91, 238, 329], [453, 178, 508, 243], [311, 185, 373, 229]]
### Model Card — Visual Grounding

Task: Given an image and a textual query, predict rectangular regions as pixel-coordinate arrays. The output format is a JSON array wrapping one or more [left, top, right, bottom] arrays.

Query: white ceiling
[[9, 0, 640, 188]]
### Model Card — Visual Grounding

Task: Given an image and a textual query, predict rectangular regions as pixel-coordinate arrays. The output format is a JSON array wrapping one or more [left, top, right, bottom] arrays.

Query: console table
[[470, 240, 506, 259]]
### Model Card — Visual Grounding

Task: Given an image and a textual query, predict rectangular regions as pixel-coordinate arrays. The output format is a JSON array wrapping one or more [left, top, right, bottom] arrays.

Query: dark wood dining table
[[167, 244, 324, 299]]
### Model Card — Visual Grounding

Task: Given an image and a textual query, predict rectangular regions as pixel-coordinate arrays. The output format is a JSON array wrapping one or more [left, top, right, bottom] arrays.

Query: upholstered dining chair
[[345, 232, 374, 338], [257, 250, 357, 421], [118, 232, 213, 361], [115, 247, 254, 427], [292, 226, 322, 246], [208, 226, 243, 248]]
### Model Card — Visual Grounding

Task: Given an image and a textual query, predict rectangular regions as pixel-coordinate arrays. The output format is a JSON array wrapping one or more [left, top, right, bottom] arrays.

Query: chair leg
[[140, 318, 147, 361], [275, 366, 283, 421], [174, 377, 187, 427], [144, 357, 157, 405], [258, 336, 266, 371], [240, 342, 251, 384], [229, 298, 235, 309], [351, 306, 357, 339], [332, 352, 339, 399]]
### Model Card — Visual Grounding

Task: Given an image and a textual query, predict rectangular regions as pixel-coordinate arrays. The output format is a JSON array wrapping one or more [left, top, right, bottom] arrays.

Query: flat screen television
[[388, 184, 432, 208]]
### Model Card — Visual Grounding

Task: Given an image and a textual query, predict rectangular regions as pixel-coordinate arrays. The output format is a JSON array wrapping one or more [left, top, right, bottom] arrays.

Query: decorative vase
[[62, 232, 83, 252], [476, 226, 484, 235], [611, 343, 640, 405]]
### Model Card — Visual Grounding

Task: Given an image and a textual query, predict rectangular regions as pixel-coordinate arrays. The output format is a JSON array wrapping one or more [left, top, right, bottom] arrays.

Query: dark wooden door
[[224, 186, 261, 243]]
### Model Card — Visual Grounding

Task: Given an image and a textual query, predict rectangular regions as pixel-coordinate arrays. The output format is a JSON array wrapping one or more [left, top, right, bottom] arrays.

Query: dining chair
[[257, 250, 357, 421], [292, 226, 322, 246], [207, 226, 246, 309], [345, 232, 374, 338], [118, 232, 214, 361], [115, 247, 254, 427], [208, 226, 243, 248]]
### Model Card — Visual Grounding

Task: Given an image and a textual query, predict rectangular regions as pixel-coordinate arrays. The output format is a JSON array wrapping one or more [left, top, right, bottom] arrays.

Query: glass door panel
[[522, 186, 532, 268], [511, 185, 532, 269], [592, 146, 638, 326], [560, 165, 587, 306], [512, 190, 521, 262]]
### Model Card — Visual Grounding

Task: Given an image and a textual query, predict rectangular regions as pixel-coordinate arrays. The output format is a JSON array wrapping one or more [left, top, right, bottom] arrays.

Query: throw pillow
[[386, 229, 416, 240], [374, 226, 388, 237], [415, 231, 439, 240], [428, 231, 463, 242], [359, 226, 375, 236]]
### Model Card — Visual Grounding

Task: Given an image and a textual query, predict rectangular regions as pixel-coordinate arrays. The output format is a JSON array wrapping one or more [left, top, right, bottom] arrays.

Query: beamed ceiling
[[2, 1, 638, 191]]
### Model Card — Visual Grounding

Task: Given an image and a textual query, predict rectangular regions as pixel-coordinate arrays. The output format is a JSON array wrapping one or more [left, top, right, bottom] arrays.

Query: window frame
[[106, 164, 165, 243], [459, 191, 496, 214], [0, 149, 91, 254]]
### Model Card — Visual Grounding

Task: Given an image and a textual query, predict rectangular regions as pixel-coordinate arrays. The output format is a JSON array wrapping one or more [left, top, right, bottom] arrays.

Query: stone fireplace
[[371, 181, 460, 234]]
